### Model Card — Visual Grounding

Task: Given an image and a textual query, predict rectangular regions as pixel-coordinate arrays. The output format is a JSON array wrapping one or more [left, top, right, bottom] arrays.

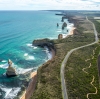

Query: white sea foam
[[67, 23, 74, 28], [26, 43, 33, 47], [26, 43, 37, 49], [24, 52, 35, 60], [47, 52, 52, 60], [26, 56, 35, 60], [33, 46, 37, 49], [0, 63, 8, 69], [24, 53, 28, 56], [44, 46, 52, 60], [1, 87, 20, 99], [1, 60, 7, 63], [17, 67, 33, 74], [0, 61, 33, 75], [1, 88, 12, 98], [62, 34, 68, 38]]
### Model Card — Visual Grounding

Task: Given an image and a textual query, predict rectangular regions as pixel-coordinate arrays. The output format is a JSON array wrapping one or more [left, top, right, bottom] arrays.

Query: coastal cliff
[[30, 12, 97, 99], [33, 38, 56, 52]]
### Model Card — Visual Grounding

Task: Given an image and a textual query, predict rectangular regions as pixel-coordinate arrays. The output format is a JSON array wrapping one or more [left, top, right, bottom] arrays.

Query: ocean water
[[0, 11, 72, 99]]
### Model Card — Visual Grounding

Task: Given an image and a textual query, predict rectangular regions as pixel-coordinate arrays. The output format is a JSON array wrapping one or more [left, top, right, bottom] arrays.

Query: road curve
[[60, 16, 99, 99]]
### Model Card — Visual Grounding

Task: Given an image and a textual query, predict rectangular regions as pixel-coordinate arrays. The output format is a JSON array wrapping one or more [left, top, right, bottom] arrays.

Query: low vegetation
[[88, 17, 100, 35], [65, 43, 100, 99], [30, 12, 99, 99], [96, 20, 100, 23]]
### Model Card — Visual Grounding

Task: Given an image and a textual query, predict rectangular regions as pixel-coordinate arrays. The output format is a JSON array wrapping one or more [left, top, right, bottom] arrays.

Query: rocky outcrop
[[33, 38, 56, 52], [57, 23, 59, 27], [62, 22, 67, 30], [61, 16, 68, 22], [58, 34, 63, 39], [62, 22, 67, 27], [33, 38, 50, 46], [6, 59, 17, 77]]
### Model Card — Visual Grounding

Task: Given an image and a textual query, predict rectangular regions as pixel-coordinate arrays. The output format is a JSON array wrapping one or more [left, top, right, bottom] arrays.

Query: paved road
[[60, 16, 99, 99]]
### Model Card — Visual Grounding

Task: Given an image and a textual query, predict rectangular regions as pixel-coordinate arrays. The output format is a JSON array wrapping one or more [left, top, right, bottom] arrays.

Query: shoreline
[[20, 71, 37, 99], [67, 27, 76, 36], [20, 27, 74, 99], [62, 26, 76, 38], [20, 47, 55, 99]]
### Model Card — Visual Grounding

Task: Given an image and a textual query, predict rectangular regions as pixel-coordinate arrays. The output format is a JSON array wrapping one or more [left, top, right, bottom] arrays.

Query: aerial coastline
[[30, 11, 100, 99], [1, 10, 100, 99], [20, 18, 75, 99]]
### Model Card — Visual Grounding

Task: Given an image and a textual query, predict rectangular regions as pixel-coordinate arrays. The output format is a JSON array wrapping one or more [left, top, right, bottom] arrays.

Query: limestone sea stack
[[62, 22, 67, 30], [6, 59, 17, 77], [63, 22, 67, 27]]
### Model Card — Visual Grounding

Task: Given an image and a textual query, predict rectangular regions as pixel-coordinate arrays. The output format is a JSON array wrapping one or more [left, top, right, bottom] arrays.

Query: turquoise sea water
[[0, 11, 70, 98]]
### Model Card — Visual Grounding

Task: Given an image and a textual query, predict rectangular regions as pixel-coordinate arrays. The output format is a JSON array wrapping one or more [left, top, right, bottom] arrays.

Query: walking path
[[60, 16, 99, 99], [82, 48, 98, 99], [87, 76, 98, 99]]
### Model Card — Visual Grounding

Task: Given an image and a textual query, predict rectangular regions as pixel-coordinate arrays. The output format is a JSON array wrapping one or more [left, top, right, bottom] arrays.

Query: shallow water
[[0, 11, 72, 98]]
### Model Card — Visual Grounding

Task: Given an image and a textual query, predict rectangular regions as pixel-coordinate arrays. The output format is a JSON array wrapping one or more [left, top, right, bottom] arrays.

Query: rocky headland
[[20, 12, 78, 99], [33, 38, 56, 55]]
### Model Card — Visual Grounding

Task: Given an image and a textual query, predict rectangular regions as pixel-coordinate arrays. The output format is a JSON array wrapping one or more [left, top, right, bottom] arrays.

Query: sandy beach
[[63, 27, 76, 38], [20, 49, 55, 99], [20, 71, 37, 99], [68, 27, 76, 36]]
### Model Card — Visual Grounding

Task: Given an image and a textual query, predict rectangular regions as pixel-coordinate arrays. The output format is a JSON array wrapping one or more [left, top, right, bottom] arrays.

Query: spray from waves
[[1, 60, 7, 63], [26, 43, 37, 49], [0, 85, 20, 99], [44, 46, 52, 60], [0, 60, 33, 75], [17, 67, 33, 74], [0, 63, 34, 98], [24, 53, 35, 60], [26, 56, 35, 60], [0, 63, 8, 69], [26, 43, 33, 47], [24, 53, 28, 57]]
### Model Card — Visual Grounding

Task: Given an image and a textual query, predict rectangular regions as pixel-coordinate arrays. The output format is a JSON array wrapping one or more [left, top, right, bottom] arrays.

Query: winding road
[[60, 16, 99, 99]]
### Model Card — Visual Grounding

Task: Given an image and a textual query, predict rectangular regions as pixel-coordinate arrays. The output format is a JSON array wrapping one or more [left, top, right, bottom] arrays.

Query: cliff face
[[33, 38, 55, 52], [33, 38, 50, 46]]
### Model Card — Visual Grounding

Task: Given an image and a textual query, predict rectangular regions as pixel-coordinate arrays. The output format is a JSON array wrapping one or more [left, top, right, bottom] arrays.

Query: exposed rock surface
[[57, 23, 59, 27], [58, 34, 63, 39], [33, 38, 56, 52], [62, 22, 67, 27], [62, 22, 67, 30], [6, 59, 17, 77]]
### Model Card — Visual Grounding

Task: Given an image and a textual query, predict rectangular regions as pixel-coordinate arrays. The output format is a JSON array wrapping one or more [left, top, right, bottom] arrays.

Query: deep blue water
[[0, 11, 70, 98]]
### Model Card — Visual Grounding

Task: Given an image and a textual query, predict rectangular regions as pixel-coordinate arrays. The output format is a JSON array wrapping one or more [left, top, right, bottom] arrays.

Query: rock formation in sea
[[33, 38, 56, 53], [62, 22, 67, 30], [6, 59, 17, 77], [57, 23, 59, 27], [63, 22, 67, 27], [58, 34, 63, 39]]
